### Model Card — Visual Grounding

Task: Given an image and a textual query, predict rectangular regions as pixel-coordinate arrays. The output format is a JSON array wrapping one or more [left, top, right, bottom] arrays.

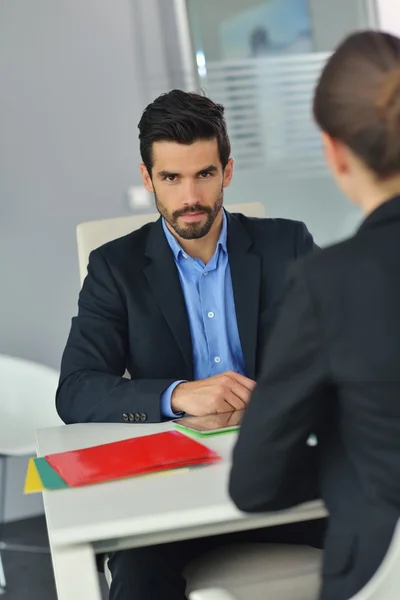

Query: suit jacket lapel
[[227, 212, 261, 380], [143, 219, 193, 377]]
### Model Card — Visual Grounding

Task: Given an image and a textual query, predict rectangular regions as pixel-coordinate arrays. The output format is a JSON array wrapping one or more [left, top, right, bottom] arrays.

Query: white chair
[[186, 543, 321, 600], [190, 590, 236, 600], [189, 519, 400, 600], [76, 202, 266, 285], [104, 536, 322, 600], [0, 354, 63, 594], [349, 519, 400, 600]]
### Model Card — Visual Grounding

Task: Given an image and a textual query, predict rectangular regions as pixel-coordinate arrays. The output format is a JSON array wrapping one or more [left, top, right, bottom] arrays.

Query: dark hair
[[313, 30, 400, 178], [138, 89, 231, 174]]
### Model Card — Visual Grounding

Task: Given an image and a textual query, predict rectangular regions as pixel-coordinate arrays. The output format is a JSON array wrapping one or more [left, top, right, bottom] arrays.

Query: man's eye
[[199, 172, 211, 179], [165, 175, 177, 182]]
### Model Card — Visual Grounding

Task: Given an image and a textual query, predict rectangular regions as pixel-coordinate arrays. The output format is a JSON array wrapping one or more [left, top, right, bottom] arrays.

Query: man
[[57, 89, 323, 600]]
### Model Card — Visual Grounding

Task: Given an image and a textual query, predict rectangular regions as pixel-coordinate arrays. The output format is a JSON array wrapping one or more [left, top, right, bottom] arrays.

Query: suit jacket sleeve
[[295, 221, 319, 256], [229, 262, 330, 512], [56, 248, 177, 424]]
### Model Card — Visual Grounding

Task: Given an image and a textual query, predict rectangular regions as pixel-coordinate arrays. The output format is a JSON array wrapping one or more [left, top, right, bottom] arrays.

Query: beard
[[154, 189, 224, 240]]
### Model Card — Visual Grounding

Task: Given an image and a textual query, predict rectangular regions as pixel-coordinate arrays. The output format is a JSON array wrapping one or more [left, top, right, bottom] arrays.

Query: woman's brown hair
[[313, 30, 400, 178]]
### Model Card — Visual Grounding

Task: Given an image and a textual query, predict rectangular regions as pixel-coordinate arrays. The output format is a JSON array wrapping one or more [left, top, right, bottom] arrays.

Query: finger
[[225, 371, 257, 391], [228, 410, 243, 426], [222, 390, 246, 411], [215, 399, 239, 414], [230, 383, 251, 404]]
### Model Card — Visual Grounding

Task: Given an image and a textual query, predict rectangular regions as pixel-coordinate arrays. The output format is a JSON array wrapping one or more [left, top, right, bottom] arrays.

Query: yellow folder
[[24, 457, 45, 494]]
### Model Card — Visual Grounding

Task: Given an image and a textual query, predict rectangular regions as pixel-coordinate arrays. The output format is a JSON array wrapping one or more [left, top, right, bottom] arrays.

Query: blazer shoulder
[[233, 212, 308, 238], [297, 234, 363, 271], [231, 213, 313, 257], [291, 234, 373, 295]]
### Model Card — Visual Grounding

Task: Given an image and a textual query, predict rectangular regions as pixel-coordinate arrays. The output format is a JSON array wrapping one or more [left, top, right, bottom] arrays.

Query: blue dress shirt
[[161, 211, 246, 417]]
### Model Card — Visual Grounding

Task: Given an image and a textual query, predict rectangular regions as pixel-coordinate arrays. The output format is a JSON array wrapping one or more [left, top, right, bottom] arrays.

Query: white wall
[[0, 0, 138, 521], [0, 0, 144, 372], [377, 0, 400, 37], [0, 0, 186, 522]]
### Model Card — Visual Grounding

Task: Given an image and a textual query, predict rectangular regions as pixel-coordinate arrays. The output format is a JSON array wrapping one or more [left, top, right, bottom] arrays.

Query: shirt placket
[[200, 266, 222, 375]]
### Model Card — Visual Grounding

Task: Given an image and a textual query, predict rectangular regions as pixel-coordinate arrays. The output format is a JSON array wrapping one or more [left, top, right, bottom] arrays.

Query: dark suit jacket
[[229, 196, 400, 600], [56, 211, 316, 424]]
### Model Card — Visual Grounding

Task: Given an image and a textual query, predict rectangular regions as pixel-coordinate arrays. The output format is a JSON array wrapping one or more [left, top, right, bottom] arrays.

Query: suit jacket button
[[128, 413, 135, 422], [134, 413, 140, 422], [123, 413, 129, 422], [140, 413, 147, 422]]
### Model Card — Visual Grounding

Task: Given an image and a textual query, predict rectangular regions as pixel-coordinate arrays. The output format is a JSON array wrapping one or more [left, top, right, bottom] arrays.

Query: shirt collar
[[162, 209, 228, 260]]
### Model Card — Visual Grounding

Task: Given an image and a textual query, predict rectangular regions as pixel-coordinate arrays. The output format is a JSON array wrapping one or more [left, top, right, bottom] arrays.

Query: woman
[[230, 30, 400, 600]]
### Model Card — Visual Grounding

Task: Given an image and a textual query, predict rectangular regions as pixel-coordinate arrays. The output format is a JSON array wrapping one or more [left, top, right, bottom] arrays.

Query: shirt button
[[214, 356, 221, 363], [182, 253, 188, 259], [203, 271, 208, 276], [208, 311, 214, 318]]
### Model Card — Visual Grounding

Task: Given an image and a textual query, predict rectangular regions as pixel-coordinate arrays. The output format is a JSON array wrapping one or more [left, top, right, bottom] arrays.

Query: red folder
[[45, 430, 221, 487]]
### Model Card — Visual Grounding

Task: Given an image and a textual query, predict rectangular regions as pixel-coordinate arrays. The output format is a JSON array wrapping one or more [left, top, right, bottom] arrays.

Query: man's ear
[[223, 157, 235, 188], [140, 164, 154, 193]]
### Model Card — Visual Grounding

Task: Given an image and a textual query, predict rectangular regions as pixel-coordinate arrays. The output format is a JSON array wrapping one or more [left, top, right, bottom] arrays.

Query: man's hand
[[171, 371, 256, 416]]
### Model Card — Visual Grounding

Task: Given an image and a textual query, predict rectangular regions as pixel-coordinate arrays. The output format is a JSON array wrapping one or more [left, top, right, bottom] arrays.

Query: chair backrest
[[189, 590, 237, 600], [188, 520, 400, 600], [0, 354, 63, 456], [349, 519, 400, 600], [76, 202, 266, 285]]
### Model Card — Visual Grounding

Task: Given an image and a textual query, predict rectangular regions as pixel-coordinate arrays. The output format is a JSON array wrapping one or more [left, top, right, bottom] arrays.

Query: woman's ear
[[321, 132, 350, 177]]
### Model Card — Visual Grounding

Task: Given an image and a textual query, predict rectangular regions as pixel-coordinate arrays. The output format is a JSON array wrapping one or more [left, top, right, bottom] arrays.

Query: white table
[[37, 423, 326, 600]]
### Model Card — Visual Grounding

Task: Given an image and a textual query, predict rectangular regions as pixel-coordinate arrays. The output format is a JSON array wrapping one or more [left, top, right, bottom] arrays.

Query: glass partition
[[185, 0, 375, 245]]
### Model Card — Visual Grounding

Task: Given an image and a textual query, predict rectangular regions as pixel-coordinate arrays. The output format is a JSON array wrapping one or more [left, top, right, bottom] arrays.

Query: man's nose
[[181, 180, 201, 205]]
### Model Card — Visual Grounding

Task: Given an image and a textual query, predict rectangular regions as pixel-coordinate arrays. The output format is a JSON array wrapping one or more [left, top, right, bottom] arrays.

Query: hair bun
[[313, 31, 400, 178], [375, 65, 400, 119], [375, 65, 400, 168]]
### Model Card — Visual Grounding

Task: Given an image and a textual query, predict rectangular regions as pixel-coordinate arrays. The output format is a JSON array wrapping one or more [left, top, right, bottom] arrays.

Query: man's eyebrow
[[157, 170, 180, 178], [157, 165, 219, 178], [195, 165, 219, 176]]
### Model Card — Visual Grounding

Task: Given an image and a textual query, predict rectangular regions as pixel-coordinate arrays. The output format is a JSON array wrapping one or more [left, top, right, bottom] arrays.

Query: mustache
[[172, 205, 212, 219]]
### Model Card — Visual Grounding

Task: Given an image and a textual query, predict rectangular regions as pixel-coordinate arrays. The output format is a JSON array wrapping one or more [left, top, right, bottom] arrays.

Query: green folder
[[34, 457, 69, 490]]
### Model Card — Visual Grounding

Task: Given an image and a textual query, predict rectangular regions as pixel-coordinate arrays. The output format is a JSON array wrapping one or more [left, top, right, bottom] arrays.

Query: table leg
[[51, 543, 101, 600], [0, 551, 6, 593]]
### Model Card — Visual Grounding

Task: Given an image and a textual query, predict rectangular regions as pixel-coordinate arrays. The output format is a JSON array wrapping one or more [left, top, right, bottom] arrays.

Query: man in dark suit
[[57, 90, 324, 600], [229, 195, 400, 599]]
